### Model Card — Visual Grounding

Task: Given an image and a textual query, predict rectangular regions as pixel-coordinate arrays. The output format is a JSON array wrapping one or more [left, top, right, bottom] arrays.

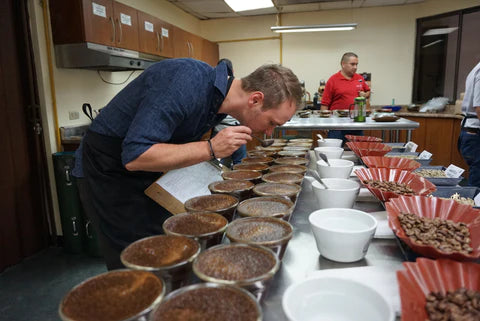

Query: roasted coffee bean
[[398, 213, 473, 255], [426, 288, 480, 321], [363, 180, 415, 195]]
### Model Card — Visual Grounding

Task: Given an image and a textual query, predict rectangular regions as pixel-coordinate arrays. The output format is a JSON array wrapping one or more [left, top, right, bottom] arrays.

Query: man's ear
[[248, 91, 264, 108]]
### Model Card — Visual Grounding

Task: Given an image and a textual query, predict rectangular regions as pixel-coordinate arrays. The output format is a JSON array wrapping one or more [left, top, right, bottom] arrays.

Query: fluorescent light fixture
[[423, 27, 458, 36], [422, 39, 444, 48], [224, 0, 274, 12], [271, 23, 357, 33]]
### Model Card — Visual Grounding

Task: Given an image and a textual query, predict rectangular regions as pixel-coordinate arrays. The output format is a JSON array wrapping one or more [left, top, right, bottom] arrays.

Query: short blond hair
[[241, 64, 303, 110]]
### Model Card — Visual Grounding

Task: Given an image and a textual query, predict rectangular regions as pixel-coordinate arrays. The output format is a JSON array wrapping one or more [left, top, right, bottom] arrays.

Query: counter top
[[372, 105, 463, 119], [261, 176, 404, 320], [276, 115, 419, 131]]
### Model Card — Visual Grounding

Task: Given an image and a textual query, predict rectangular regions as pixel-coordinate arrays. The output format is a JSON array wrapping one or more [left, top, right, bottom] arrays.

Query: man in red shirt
[[321, 52, 370, 143]]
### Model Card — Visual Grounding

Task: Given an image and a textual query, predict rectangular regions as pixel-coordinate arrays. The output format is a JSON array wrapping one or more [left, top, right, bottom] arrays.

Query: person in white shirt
[[458, 61, 480, 187]]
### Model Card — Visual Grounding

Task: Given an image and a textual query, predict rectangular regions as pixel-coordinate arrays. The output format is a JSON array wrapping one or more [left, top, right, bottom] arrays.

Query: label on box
[[404, 141, 418, 153], [120, 13, 131, 26], [161, 28, 169, 37], [418, 150, 432, 160], [474, 193, 480, 207], [444, 164, 465, 178], [92, 3, 106, 18], [144, 21, 154, 32]]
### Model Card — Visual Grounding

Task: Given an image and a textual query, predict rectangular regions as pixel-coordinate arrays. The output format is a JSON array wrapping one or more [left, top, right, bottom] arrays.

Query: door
[[0, 0, 52, 271], [113, 1, 139, 51], [138, 12, 173, 57], [201, 39, 219, 67], [173, 27, 190, 58], [155, 19, 174, 58], [82, 0, 115, 46]]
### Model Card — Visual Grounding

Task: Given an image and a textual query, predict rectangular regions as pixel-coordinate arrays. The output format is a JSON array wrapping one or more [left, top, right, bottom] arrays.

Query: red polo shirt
[[321, 72, 370, 110]]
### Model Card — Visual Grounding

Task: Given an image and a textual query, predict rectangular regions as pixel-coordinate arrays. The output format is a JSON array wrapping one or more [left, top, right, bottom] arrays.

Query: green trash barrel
[[53, 152, 85, 253]]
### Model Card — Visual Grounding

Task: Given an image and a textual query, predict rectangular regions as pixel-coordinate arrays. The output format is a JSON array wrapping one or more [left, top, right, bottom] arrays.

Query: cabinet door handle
[[116, 18, 122, 43], [109, 16, 116, 43], [156, 31, 160, 51], [191, 42, 194, 57], [160, 35, 164, 52], [187, 41, 191, 57]]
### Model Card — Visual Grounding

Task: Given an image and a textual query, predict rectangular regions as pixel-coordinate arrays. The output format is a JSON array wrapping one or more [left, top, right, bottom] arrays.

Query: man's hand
[[210, 125, 252, 158]]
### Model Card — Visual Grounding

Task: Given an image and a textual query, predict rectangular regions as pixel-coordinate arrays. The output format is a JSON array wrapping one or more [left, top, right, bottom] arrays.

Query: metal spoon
[[252, 135, 275, 147], [318, 152, 331, 166], [307, 169, 329, 189]]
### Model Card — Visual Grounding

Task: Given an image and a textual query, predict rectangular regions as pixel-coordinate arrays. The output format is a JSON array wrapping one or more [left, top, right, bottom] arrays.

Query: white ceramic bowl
[[311, 178, 360, 209], [317, 138, 343, 148], [283, 276, 393, 321], [308, 208, 377, 262], [314, 146, 344, 160], [316, 159, 354, 179]]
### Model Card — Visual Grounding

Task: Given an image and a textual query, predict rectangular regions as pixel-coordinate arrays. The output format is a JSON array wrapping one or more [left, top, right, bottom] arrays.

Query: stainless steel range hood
[[54, 42, 162, 71]]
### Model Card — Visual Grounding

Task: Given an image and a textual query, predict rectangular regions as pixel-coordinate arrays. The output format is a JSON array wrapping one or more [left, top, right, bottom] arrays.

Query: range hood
[[54, 42, 162, 71]]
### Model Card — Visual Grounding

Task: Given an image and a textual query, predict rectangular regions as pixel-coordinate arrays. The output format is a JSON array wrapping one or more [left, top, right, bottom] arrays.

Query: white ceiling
[[166, 0, 425, 20]]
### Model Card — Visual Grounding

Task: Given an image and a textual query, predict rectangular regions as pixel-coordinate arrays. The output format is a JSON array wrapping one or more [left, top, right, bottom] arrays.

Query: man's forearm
[[475, 106, 480, 119], [125, 141, 212, 172]]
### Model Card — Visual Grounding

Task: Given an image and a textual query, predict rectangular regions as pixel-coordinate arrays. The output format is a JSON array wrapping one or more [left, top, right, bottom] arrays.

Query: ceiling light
[[423, 27, 458, 36], [271, 23, 358, 33], [224, 0, 274, 12], [422, 39, 444, 48]]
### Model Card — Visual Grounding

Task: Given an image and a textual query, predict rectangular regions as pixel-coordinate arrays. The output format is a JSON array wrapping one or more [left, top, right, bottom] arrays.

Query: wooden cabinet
[[112, 2, 139, 51], [201, 39, 219, 67], [50, 0, 139, 51], [137, 12, 174, 58], [50, 0, 219, 62], [81, 0, 115, 46], [173, 27, 203, 60]]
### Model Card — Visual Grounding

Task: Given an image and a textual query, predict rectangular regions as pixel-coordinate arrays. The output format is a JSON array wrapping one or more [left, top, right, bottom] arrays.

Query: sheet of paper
[[445, 164, 465, 178], [156, 161, 223, 204]]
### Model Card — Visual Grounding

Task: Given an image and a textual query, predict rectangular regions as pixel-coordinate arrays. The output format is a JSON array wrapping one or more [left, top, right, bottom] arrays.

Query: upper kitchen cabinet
[[50, 0, 139, 51], [137, 12, 174, 58], [112, 2, 139, 51], [201, 39, 219, 67], [173, 27, 203, 60]]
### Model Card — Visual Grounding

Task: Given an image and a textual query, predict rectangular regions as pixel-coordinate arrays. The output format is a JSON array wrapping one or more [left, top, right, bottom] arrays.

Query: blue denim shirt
[[73, 58, 229, 177]]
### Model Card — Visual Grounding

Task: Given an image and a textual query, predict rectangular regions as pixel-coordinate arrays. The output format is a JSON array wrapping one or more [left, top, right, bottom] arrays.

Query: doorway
[[0, 0, 53, 271]]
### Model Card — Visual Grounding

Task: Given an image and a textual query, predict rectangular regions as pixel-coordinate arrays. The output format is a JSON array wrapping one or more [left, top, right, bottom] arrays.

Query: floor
[[0, 247, 106, 321]]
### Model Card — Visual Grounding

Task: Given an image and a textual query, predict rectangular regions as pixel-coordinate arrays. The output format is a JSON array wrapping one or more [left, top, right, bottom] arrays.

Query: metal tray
[[415, 166, 463, 186], [431, 186, 479, 208], [385, 142, 406, 153], [386, 152, 432, 166]]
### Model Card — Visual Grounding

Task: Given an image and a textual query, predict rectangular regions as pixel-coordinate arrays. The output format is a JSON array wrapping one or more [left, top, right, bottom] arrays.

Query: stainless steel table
[[275, 116, 420, 142], [261, 180, 405, 320]]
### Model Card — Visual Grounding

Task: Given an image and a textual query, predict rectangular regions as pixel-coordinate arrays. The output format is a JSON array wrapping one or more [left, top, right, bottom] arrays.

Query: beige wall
[[201, 0, 479, 105]]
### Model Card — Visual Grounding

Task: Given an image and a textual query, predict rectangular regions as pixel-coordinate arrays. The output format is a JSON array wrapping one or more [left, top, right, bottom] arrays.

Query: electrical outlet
[[69, 111, 80, 120]]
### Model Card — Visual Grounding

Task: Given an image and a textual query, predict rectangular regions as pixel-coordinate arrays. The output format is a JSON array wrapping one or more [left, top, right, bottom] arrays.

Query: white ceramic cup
[[311, 178, 360, 209], [317, 138, 343, 148], [308, 208, 377, 263], [314, 146, 344, 160], [316, 159, 354, 179], [282, 276, 393, 321]]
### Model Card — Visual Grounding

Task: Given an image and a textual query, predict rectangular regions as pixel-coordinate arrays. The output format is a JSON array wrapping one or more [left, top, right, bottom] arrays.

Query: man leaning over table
[[72, 58, 303, 270], [321, 52, 370, 144]]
